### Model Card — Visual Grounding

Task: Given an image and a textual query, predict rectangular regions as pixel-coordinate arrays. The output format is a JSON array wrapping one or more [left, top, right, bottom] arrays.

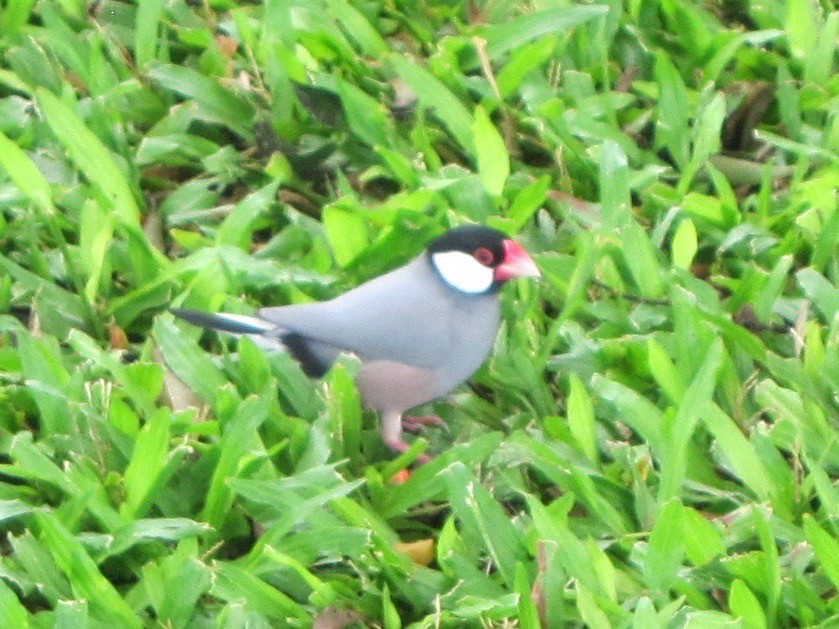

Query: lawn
[[1, 0, 838, 626]]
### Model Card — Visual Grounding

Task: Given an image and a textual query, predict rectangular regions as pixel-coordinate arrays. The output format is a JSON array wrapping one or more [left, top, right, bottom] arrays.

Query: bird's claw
[[402, 415, 444, 433]]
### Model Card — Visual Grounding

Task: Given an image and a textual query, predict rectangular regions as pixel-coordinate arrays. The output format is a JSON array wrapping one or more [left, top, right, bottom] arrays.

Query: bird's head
[[427, 225, 540, 295]]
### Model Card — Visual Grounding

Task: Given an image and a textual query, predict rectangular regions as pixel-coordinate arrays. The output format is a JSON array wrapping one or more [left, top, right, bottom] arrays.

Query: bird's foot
[[386, 437, 432, 464], [402, 415, 444, 433]]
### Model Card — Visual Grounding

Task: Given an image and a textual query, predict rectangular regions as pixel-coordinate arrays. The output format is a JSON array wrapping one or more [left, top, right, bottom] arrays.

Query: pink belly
[[356, 360, 436, 412]]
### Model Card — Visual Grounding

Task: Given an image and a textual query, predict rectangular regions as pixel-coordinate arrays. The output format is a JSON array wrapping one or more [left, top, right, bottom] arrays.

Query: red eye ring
[[473, 247, 494, 266]]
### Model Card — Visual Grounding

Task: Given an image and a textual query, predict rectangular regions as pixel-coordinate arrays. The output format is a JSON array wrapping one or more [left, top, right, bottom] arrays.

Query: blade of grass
[[36, 88, 140, 225], [483, 5, 609, 59], [473, 106, 509, 197], [134, 0, 167, 67], [201, 391, 271, 531], [442, 462, 529, 589], [35, 511, 142, 628], [658, 339, 723, 502], [388, 55, 473, 154], [147, 65, 255, 141]]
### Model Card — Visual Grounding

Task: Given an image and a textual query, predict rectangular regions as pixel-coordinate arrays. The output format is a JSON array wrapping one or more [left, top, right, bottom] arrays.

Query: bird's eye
[[473, 247, 494, 266]]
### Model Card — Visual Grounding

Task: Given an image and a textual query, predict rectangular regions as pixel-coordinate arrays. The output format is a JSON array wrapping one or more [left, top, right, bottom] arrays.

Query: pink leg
[[402, 414, 444, 433], [382, 411, 432, 463]]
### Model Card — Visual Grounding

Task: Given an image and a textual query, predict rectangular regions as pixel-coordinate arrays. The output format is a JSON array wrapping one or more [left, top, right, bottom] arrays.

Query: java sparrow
[[171, 225, 540, 460]]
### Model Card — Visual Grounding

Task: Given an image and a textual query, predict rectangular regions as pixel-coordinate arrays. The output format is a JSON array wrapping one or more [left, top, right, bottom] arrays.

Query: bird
[[171, 225, 540, 461]]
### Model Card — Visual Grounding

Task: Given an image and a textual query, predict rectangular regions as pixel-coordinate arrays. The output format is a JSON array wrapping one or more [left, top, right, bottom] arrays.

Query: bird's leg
[[381, 411, 431, 463], [402, 414, 444, 433]]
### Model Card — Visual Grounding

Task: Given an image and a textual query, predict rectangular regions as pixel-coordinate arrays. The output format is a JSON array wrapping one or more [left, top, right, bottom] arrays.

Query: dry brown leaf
[[108, 324, 129, 350], [395, 538, 435, 566], [390, 469, 412, 484], [312, 606, 365, 629], [216, 35, 238, 58]]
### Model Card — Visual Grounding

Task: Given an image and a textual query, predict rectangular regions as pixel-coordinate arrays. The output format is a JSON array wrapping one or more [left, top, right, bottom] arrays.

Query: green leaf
[[810, 204, 839, 272], [54, 599, 90, 629], [326, 0, 387, 57], [378, 433, 504, 517], [0, 254, 88, 334], [567, 373, 599, 463], [483, 5, 609, 59], [0, 130, 55, 214], [217, 181, 282, 250], [142, 540, 212, 628], [526, 493, 605, 595], [559, 231, 602, 321], [322, 205, 369, 267], [643, 499, 684, 592], [679, 92, 725, 193], [324, 363, 362, 464], [442, 462, 529, 588], [752, 508, 781, 622], [659, 339, 723, 502], [496, 36, 558, 97], [600, 140, 631, 229], [134, 0, 167, 67], [201, 392, 272, 530], [631, 597, 659, 628], [36, 511, 142, 628], [803, 12, 839, 86], [7, 432, 77, 495], [36, 88, 140, 225], [382, 583, 402, 629], [389, 55, 473, 154], [702, 405, 774, 504], [753, 255, 793, 321], [337, 78, 392, 147], [784, 0, 818, 60], [577, 583, 611, 629], [592, 375, 665, 454], [682, 507, 725, 566], [0, 0, 35, 36], [473, 106, 509, 197], [507, 175, 549, 231], [620, 222, 664, 298], [0, 580, 29, 628], [515, 562, 541, 628], [671, 219, 697, 270], [729, 579, 767, 629], [0, 499, 32, 526], [654, 53, 690, 168], [123, 408, 171, 518], [796, 268, 839, 321], [15, 333, 72, 436], [79, 200, 113, 303], [148, 65, 255, 140], [803, 515, 839, 592], [154, 316, 229, 406], [647, 338, 684, 405], [212, 561, 307, 621]]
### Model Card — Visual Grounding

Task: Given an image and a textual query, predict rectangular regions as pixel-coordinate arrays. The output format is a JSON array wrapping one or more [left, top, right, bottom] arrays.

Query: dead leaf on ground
[[312, 606, 365, 629], [395, 538, 435, 566]]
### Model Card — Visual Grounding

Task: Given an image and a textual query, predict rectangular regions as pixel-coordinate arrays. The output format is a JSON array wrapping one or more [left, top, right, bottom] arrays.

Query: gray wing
[[257, 256, 459, 368]]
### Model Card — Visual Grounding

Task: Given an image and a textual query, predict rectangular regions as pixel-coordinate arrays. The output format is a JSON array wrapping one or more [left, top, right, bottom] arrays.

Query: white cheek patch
[[431, 251, 494, 294]]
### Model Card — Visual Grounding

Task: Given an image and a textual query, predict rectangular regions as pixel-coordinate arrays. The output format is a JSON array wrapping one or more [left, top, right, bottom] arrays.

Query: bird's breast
[[440, 295, 501, 384], [355, 294, 501, 413]]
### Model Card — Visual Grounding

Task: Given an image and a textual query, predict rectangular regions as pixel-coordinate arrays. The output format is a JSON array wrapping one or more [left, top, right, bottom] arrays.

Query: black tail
[[169, 308, 275, 335]]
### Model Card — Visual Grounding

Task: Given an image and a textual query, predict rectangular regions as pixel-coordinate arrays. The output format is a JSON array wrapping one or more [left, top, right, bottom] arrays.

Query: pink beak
[[494, 239, 541, 282]]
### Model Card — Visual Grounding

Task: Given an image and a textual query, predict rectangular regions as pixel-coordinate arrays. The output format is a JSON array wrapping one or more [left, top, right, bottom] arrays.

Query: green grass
[[0, 0, 838, 626]]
